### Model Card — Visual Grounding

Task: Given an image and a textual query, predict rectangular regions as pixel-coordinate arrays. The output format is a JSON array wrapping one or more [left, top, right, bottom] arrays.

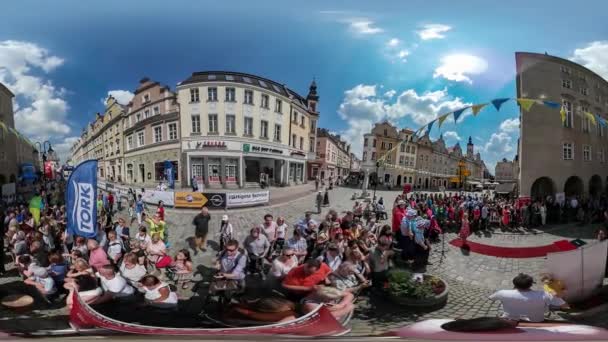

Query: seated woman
[[119, 252, 147, 288], [106, 230, 123, 265], [47, 252, 68, 288], [64, 258, 95, 289], [65, 274, 103, 310], [231, 297, 297, 323], [301, 285, 355, 321], [138, 275, 178, 309], [169, 249, 193, 290], [146, 233, 167, 265], [266, 248, 299, 287]]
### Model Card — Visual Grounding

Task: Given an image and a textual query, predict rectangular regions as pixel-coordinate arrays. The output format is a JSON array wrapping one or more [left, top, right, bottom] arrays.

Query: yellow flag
[[517, 98, 535, 111], [471, 103, 487, 116], [560, 108, 566, 124], [437, 114, 449, 128], [586, 112, 597, 125]]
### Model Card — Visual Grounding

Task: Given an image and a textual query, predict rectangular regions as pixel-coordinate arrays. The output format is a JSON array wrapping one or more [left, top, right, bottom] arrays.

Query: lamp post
[[372, 161, 380, 202]]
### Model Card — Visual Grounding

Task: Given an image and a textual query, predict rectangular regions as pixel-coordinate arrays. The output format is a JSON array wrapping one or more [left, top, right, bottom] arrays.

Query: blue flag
[[164, 160, 175, 189], [491, 98, 510, 111], [542, 100, 561, 109], [427, 120, 435, 134], [453, 108, 467, 122], [66, 160, 98, 238]]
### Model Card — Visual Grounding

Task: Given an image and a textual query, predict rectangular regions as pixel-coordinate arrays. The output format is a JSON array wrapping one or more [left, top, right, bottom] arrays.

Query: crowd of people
[[2, 178, 608, 325]]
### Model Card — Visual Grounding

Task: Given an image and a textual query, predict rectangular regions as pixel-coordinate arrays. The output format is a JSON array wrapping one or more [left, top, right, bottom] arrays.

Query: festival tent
[[546, 240, 608, 303]]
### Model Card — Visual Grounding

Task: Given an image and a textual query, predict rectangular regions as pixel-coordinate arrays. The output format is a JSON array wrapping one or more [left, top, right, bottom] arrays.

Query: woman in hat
[[266, 247, 299, 287], [219, 215, 233, 252]]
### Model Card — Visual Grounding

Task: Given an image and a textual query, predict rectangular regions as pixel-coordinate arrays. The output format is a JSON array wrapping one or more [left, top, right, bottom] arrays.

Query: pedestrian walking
[[323, 190, 330, 207], [316, 191, 323, 214], [315, 177, 319, 191], [135, 195, 145, 224], [193, 206, 211, 252]]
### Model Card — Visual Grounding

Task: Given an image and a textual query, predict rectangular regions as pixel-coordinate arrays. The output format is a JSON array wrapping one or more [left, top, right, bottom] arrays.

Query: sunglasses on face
[[285, 253, 295, 257], [226, 248, 237, 252]]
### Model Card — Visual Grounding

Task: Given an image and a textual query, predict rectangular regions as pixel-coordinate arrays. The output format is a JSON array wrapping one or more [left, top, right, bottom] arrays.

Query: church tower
[[306, 78, 319, 113], [467, 136, 474, 158]]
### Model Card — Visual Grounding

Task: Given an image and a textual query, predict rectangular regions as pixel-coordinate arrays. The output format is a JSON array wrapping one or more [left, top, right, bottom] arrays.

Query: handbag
[[155, 255, 173, 268], [209, 278, 239, 293]]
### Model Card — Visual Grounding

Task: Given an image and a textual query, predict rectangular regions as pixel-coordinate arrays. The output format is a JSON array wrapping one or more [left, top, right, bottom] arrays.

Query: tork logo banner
[[66, 160, 98, 238]]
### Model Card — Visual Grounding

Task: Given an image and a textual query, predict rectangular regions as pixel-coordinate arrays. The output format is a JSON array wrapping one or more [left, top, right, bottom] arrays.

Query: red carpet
[[449, 239, 577, 258]]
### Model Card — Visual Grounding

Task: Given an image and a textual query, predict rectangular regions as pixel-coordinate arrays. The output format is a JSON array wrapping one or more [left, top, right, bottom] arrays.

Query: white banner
[[140, 190, 175, 207], [226, 191, 270, 208], [1, 183, 17, 204], [546, 240, 608, 302]]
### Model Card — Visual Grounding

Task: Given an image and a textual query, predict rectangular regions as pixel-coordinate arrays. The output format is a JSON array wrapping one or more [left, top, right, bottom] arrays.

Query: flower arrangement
[[387, 270, 446, 299]]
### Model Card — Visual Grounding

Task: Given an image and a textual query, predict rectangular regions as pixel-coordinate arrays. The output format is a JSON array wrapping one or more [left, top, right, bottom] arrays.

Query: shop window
[[154, 161, 179, 181], [225, 163, 237, 182], [208, 163, 220, 183]]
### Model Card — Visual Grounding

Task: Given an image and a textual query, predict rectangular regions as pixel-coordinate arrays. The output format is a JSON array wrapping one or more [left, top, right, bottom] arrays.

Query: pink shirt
[[89, 248, 110, 271]]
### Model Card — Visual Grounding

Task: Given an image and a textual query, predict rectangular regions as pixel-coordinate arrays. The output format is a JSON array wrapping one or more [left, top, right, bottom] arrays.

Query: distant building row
[[70, 72, 357, 189]]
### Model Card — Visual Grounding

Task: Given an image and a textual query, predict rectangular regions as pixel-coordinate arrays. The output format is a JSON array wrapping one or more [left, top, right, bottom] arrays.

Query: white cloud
[[433, 54, 488, 84], [346, 18, 383, 35], [102, 89, 134, 106], [499, 117, 519, 133], [0, 40, 71, 141], [443, 131, 460, 141], [483, 131, 514, 155], [52, 136, 80, 163], [383, 90, 396, 98], [570, 41, 608, 80], [387, 38, 400, 47], [398, 50, 410, 61], [416, 24, 452, 40], [337, 84, 470, 157]]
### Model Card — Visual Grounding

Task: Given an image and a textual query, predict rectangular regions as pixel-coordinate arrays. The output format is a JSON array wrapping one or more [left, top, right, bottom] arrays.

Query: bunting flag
[[586, 112, 597, 126], [542, 100, 561, 109], [427, 120, 435, 133], [560, 107, 567, 124], [597, 114, 607, 127], [491, 98, 510, 111], [437, 113, 449, 128], [516, 98, 536, 111], [453, 107, 468, 122], [0, 121, 7, 137], [471, 103, 487, 116]]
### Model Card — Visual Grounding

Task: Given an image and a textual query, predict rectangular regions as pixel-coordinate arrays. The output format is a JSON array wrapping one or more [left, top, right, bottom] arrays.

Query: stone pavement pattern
[[1, 185, 606, 336]]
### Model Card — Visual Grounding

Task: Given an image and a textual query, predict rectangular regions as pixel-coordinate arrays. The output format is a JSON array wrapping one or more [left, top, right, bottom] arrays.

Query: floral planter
[[387, 275, 449, 308]]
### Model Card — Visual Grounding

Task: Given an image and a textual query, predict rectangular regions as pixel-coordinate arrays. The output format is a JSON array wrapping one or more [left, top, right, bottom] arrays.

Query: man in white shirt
[[489, 273, 568, 322], [97, 265, 135, 301]]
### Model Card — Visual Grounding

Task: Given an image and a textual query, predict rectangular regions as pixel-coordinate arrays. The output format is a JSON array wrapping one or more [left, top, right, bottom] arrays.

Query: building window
[[562, 79, 572, 89], [226, 115, 236, 134], [258, 94, 269, 109], [244, 90, 253, 105], [244, 117, 253, 136], [562, 100, 573, 128], [292, 111, 297, 123], [191, 115, 201, 134], [381, 141, 386, 149], [143, 94, 150, 103], [309, 137, 315, 152], [260, 120, 268, 139], [388, 143, 393, 149], [310, 120, 316, 134], [273, 124, 281, 141], [300, 137, 304, 150], [137, 131, 144, 147], [168, 123, 178, 140], [371, 152, 376, 161], [225, 87, 236, 102], [153, 126, 162, 143], [364, 138, 368, 147], [373, 139, 376, 147], [190, 88, 200, 102], [300, 115, 305, 127], [291, 134, 296, 148], [208, 114, 218, 133], [580, 87, 588, 96], [597, 150, 604, 163], [561, 66, 571, 74], [399, 155, 405, 165], [386, 154, 392, 163], [136, 113, 141, 122], [207, 87, 217, 101], [275, 99, 282, 113], [563, 142, 573, 160], [362, 151, 367, 161], [583, 145, 591, 161], [127, 136, 133, 150], [400, 144, 405, 152], [153, 106, 160, 115], [144, 109, 151, 118], [383, 129, 388, 137]]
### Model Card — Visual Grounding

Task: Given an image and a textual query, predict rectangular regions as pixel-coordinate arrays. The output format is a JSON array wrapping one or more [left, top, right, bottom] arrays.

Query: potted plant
[[386, 269, 448, 308]]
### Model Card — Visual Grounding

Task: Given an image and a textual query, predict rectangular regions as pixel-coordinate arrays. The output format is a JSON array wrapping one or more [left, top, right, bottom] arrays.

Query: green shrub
[[387, 269, 435, 299]]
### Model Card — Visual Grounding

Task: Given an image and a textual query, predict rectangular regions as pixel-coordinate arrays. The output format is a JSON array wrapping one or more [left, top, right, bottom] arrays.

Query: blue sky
[[0, 0, 607, 171]]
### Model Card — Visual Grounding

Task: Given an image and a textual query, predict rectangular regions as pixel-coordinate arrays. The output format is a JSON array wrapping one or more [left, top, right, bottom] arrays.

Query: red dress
[[502, 208, 510, 226], [459, 219, 471, 240]]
